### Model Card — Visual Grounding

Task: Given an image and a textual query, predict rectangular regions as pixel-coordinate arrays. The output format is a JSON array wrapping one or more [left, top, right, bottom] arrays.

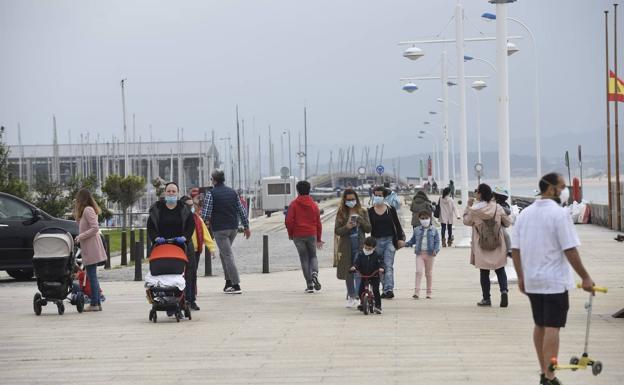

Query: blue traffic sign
[[376, 165, 384, 175]]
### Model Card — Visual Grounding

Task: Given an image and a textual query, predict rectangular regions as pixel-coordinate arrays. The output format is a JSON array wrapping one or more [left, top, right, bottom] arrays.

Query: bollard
[[262, 235, 269, 274], [129, 230, 136, 264], [104, 234, 111, 269], [121, 231, 127, 266], [139, 229, 145, 260], [204, 246, 212, 276], [134, 242, 142, 281]]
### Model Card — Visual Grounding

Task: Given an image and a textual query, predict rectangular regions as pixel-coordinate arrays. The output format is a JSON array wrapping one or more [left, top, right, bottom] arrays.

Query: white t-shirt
[[511, 199, 580, 294]]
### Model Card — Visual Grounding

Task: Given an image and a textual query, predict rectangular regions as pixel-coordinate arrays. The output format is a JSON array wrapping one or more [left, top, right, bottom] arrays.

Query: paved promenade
[[0, 213, 622, 384]]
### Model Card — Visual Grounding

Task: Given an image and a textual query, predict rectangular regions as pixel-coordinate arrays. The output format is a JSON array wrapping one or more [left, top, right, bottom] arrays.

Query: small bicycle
[[357, 270, 381, 315]]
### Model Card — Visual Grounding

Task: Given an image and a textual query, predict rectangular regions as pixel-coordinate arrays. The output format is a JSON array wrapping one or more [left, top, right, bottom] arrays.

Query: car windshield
[[0, 197, 33, 220]]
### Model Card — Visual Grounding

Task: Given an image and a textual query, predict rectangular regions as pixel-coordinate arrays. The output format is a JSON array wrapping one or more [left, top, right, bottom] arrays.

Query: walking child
[[350, 237, 384, 314], [405, 210, 441, 299]]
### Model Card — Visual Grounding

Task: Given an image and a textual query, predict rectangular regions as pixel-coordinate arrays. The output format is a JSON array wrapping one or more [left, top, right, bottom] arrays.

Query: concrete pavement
[[0, 219, 622, 384]]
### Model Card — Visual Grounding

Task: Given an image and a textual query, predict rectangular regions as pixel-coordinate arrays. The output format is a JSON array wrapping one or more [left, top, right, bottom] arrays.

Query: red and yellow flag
[[609, 70, 624, 102]]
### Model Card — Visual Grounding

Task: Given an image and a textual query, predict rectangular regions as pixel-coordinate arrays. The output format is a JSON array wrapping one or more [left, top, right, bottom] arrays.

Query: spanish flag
[[609, 70, 624, 102]]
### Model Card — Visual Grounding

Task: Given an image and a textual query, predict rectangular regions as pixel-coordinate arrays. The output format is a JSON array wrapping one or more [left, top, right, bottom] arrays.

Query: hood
[[414, 191, 430, 202], [469, 200, 498, 219], [294, 195, 317, 208]]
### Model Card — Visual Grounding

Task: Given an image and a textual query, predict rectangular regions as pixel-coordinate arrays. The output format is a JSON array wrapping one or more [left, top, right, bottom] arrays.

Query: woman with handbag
[[369, 186, 405, 299], [73, 188, 107, 312]]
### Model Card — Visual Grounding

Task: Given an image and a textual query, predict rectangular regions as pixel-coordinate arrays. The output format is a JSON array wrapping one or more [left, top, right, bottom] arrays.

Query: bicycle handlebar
[[576, 283, 608, 293], [354, 270, 381, 279]]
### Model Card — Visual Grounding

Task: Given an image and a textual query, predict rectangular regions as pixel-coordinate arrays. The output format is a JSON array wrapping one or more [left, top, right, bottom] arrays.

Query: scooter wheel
[[592, 361, 603, 376], [569, 356, 579, 371]]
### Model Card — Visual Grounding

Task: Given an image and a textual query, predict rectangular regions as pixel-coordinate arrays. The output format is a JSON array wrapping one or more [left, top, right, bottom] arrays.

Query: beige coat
[[439, 196, 459, 225], [334, 208, 371, 280], [76, 206, 107, 267], [463, 201, 511, 270]]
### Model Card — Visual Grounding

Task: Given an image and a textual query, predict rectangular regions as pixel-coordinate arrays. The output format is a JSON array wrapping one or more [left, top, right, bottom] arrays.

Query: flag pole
[[614, 3, 621, 231], [606, 10, 613, 229]]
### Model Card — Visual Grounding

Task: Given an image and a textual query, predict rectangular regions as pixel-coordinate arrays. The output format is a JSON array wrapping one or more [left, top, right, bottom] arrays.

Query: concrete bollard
[[134, 242, 142, 282], [204, 246, 212, 276], [104, 234, 111, 270], [262, 235, 269, 274], [121, 232, 127, 266]]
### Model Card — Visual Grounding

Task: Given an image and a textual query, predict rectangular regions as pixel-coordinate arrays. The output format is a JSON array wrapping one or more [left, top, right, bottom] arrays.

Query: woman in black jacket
[[368, 186, 405, 299]]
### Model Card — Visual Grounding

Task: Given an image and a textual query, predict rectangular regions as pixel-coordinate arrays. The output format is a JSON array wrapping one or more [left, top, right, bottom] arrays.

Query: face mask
[[420, 219, 431, 227], [165, 196, 177, 205], [363, 248, 374, 256], [372, 196, 384, 206], [559, 187, 570, 205], [345, 200, 356, 208], [190, 206, 196, 214]]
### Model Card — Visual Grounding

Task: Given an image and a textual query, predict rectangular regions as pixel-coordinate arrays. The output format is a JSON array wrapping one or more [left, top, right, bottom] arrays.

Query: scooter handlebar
[[577, 283, 608, 293]]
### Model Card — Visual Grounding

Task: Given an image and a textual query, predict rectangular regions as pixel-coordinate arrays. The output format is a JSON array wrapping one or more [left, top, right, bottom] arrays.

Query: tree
[[152, 176, 166, 198], [33, 178, 68, 218], [102, 174, 146, 229], [67, 175, 112, 222], [0, 130, 31, 201]]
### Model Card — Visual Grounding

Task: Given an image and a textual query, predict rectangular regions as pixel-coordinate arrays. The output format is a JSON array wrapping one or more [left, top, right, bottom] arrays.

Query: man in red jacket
[[286, 180, 324, 293]]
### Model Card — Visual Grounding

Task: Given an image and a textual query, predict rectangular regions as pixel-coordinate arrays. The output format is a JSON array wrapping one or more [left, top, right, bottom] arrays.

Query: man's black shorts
[[527, 291, 569, 328]]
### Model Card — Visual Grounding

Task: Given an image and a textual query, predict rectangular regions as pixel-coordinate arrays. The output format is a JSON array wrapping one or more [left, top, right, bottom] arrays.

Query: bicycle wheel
[[361, 292, 370, 315]]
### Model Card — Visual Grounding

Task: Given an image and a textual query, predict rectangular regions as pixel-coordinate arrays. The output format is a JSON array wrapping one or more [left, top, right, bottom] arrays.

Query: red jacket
[[285, 195, 322, 241]]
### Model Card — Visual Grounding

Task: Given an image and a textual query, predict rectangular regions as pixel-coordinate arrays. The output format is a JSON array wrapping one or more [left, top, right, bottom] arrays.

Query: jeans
[[346, 234, 361, 298], [441, 223, 453, 240], [480, 267, 508, 300], [185, 251, 200, 303], [214, 229, 240, 285], [358, 276, 381, 309], [375, 236, 396, 293], [85, 264, 101, 306], [293, 236, 319, 285]]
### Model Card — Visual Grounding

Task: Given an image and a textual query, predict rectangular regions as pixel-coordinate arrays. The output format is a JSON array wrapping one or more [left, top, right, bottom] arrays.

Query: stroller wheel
[[76, 295, 84, 313], [184, 304, 192, 321], [33, 293, 42, 316], [592, 361, 603, 376], [152, 310, 158, 323], [57, 302, 65, 315], [149, 309, 156, 322]]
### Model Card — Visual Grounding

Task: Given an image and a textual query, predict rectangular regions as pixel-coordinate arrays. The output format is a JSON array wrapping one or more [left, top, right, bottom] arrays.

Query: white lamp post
[[471, 80, 487, 166]]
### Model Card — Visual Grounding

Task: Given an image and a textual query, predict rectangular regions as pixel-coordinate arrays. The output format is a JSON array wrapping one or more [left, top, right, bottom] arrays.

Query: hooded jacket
[[463, 200, 511, 270], [410, 191, 433, 227], [285, 195, 322, 241]]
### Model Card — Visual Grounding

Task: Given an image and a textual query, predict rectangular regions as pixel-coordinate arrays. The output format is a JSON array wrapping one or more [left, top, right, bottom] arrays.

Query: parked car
[[0, 192, 79, 280]]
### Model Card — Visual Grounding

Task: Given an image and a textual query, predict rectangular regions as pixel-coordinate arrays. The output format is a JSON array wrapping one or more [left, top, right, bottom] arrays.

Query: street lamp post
[[471, 80, 487, 167], [418, 130, 440, 182]]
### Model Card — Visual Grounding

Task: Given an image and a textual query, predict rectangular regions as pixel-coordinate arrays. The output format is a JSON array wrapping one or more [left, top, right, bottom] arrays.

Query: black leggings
[[441, 223, 453, 240], [480, 268, 508, 300]]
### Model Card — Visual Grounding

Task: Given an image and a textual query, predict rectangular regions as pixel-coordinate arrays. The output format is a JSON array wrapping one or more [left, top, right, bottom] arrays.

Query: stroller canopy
[[33, 230, 73, 259], [149, 244, 188, 263]]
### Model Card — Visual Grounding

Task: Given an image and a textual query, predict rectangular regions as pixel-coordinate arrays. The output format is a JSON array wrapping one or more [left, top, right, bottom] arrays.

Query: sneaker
[[380, 292, 387, 299], [477, 299, 492, 306], [385, 291, 394, 299], [189, 302, 200, 311], [442, 239, 447, 247], [426, 295, 432, 299], [540, 373, 546, 385], [223, 280, 232, 292], [311, 272, 322, 291], [345, 297, 357, 308], [305, 287, 314, 293], [373, 307, 382, 314], [225, 285, 242, 294], [412, 294, 419, 299], [357, 304, 363, 311], [500, 292, 509, 308], [544, 377, 563, 385]]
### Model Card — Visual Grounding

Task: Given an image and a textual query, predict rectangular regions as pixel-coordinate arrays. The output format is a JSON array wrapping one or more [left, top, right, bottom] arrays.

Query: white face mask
[[420, 219, 431, 227], [559, 187, 570, 205], [363, 248, 374, 256]]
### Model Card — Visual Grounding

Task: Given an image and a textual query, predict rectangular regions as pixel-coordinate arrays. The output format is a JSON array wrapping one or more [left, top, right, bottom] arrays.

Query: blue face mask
[[372, 196, 384, 206], [345, 200, 356, 208], [165, 196, 178, 205], [190, 206, 196, 214]]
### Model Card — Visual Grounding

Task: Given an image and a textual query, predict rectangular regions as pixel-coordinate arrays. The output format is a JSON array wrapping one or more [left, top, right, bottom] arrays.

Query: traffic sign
[[357, 166, 366, 176], [376, 165, 384, 175], [280, 167, 290, 179]]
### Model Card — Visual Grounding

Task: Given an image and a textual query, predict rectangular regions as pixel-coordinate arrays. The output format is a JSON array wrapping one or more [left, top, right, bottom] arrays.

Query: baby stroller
[[32, 228, 84, 315], [145, 239, 191, 323]]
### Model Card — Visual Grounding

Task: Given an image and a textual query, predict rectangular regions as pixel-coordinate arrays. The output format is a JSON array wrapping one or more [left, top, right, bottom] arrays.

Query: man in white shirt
[[511, 172, 594, 385]]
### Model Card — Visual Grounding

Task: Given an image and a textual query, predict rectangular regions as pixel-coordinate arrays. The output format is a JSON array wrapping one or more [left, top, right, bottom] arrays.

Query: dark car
[[0, 192, 79, 280]]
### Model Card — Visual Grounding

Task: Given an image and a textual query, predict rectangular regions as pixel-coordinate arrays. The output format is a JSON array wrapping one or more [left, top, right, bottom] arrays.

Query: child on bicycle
[[405, 210, 440, 299], [350, 237, 384, 314]]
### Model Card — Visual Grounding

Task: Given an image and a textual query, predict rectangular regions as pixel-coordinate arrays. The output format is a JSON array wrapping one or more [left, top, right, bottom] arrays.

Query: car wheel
[[6, 269, 34, 281]]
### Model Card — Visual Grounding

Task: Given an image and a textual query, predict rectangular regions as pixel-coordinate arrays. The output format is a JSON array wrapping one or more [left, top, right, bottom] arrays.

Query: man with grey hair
[[201, 169, 251, 294]]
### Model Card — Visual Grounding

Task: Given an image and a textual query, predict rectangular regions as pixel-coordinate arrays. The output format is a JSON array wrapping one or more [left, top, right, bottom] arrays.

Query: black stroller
[[145, 239, 191, 323], [32, 228, 84, 315]]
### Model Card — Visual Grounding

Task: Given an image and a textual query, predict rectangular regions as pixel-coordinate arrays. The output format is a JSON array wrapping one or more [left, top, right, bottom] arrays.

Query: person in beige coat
[[463, 183, 511, 308], [439, 187, 460, 247], [74, 188, 107, 312]]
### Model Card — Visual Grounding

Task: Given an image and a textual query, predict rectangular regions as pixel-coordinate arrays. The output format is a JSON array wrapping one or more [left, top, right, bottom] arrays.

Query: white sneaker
[[345, 297, 357, 308]]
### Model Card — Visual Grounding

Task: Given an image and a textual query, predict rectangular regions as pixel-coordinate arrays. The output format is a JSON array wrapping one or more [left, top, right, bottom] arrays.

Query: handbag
[[433, 198, 441, 219]]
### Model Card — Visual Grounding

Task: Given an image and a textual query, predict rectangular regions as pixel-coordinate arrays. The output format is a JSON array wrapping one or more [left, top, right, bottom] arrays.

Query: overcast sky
[[1, 0, 622, 165]]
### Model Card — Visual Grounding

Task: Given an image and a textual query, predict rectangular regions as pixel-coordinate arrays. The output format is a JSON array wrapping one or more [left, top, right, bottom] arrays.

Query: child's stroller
[[32, 228, 84, 315], [145, 239, 191, 323]]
